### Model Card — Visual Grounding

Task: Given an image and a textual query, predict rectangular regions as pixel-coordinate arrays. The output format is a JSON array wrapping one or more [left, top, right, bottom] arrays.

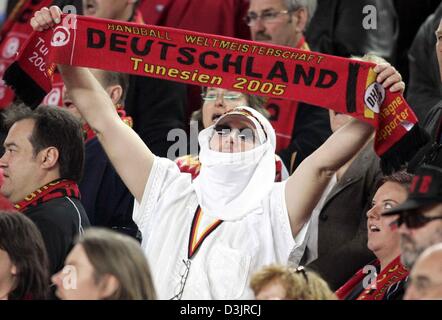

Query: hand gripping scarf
[[3, 14, 428, 171]]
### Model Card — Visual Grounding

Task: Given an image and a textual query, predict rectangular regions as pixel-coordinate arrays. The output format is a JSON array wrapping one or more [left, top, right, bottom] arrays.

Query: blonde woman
[[251, 264, 336, 300]]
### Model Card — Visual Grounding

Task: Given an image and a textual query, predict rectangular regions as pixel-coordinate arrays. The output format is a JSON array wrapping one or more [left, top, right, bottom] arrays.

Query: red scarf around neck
[[336, 256, 408, 300], [3, 14, 428, 165], [14, 179, 80, 212]]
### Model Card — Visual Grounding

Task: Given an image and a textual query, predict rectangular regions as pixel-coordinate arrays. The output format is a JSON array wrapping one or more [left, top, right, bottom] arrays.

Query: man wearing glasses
[[383, 165, 442, 269], [245, 0, 331, 172]]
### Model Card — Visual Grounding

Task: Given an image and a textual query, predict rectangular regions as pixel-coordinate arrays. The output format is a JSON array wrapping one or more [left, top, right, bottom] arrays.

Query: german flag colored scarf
[[0, 0, 53, 109], [336, 256, 408, 300], [3, 14, 428, 166], [14, 179, 80, 212]]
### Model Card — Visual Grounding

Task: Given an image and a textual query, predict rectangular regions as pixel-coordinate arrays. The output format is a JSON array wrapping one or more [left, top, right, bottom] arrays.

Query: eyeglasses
[[201, 91, 244, 102], [390, 213, 442, 230], [170, 259, 191, 300], [214, 124, 256, 141], [293, 266, 309, 283], [244, 9, 293, 26]]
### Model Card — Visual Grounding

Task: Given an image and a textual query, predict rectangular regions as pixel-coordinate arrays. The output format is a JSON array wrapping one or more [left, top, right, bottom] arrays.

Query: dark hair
[[0, 211, 50, 300], [377, 171, 414, 191], [3, 104, 85, 182], [77, 228, 157, 300], [99, 71, 129, 105]]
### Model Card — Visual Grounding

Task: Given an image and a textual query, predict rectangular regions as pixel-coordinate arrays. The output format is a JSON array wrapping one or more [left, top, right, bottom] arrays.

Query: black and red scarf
[[0, 0, 53, 108], [14, 179, 80, 212], [336, 256, 408, 300], [3, 14, 429, 169]]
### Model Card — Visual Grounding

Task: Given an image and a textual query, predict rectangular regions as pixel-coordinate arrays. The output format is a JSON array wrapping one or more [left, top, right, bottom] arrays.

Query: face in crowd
[[209, 114, 261, 154], [0, 119, 55, 203], [397, 203, 442, 269], [0, 248, 16, 299], [366, 181, 408, 260], [82, 0, 136, 20], [247, 0, 308, 47], [405, 244, 442, 300], [201, 87, 249, 129], [51, 243, 118, 300]]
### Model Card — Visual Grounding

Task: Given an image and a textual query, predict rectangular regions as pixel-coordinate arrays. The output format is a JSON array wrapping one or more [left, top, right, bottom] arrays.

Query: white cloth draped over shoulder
[[133, 107, 310, 299]]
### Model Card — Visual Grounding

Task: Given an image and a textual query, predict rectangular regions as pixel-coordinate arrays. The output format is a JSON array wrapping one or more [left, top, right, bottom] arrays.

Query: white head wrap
[[193, 106, 276, 221]]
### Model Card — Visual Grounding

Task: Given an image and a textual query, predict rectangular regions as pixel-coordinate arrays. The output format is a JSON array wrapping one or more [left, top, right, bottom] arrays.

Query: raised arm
[[285, 62, 405, 237], [31, 7, 154, 202]]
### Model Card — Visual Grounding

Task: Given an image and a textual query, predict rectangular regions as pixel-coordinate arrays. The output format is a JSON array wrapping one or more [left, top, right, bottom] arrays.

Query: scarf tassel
[[3, 61, 46, 109], [380, 124, 430, 175]]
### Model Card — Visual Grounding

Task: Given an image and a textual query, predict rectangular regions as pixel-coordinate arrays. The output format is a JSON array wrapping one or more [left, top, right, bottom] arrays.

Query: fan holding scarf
[[17, 5, 425, 299]]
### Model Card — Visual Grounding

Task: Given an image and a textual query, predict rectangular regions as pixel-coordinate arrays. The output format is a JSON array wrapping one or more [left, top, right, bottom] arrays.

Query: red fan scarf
[[14, 179, 80, 212], [4, 14, 420, 156], [0, 0, 53, 108], [336, 256, 408, 300]]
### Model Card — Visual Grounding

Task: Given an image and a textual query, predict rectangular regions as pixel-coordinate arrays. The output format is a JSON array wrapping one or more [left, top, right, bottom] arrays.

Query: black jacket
[[306, 0, 398, 62], [80, 137, 139, 240], [24, 197, 90, 275], [408, 101, 442, 172], [125, 76, 187, 158], [406, 3, 442, 121]]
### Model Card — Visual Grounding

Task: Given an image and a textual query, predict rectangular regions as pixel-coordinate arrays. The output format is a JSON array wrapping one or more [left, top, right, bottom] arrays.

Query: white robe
[[133, 157, 309, 300]]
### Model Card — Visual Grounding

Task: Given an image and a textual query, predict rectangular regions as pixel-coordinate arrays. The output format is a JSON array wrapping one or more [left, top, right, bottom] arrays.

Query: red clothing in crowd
[[138, 0, 252, 118], [265, 38, 332, 172], [139, 0, 251, 39]]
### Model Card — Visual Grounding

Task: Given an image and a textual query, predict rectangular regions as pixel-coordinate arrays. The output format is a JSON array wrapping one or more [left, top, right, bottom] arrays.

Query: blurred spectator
[[250, 264, 336, 300], [175, 87, 289, 181], [247, 0, 331, 172], [336, 172, 412, 300], [383, 165, 442, 269], [52, 228, 156, 300], [0, 210, 50, 300], [406, 3, 442, 121], [393, 0, 440, 87], [306, 0, 398, 62], [408, 15, 442, 172], [404, 243, 442, 300], [0, 105, 90, 275], [298, 55, 404, 291], [62, 69, 139, 240]]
